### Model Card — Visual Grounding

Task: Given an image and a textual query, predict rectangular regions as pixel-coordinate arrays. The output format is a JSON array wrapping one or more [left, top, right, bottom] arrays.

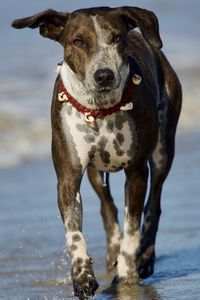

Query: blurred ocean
[[1, 0, 200, 168]]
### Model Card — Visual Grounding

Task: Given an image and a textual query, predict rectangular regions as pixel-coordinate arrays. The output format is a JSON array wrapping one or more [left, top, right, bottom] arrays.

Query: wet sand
[[0, 132, 200, 300]]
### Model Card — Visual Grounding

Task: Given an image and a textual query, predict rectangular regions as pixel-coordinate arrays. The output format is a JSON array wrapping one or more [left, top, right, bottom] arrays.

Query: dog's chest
[[60, 104, 137, 172]]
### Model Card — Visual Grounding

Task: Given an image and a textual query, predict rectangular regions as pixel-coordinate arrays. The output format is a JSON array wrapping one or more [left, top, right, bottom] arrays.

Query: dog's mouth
[[95, 85, 118, 93], [86, 85, 122, 108], [90, 79, 121, 93]]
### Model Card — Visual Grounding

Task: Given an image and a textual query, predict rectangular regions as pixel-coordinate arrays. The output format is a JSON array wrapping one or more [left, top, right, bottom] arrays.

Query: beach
[[0, 0, 200, 299]]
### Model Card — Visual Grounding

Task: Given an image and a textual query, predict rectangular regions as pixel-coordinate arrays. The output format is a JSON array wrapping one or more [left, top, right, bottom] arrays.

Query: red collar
[[57, 75, 134, 119]]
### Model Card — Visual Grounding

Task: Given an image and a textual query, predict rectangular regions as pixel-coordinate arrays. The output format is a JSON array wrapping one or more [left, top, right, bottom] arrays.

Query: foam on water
[[1, 0, 200, 168]]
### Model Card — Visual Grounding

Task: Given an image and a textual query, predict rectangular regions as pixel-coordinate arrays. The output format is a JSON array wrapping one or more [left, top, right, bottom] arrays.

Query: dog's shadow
[[94, 246, 200, 300]]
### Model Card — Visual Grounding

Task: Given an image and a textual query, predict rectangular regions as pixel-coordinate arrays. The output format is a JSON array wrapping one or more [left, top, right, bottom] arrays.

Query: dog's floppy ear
[[114, 6, 162, 49], [12, 9, 69, 42]]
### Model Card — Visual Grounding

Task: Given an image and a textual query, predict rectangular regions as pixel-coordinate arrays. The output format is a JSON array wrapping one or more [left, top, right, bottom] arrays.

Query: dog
[[12, 6, 182, 299]]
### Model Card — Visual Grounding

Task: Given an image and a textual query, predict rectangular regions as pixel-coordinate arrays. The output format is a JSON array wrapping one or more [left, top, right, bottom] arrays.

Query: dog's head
[[12, 7, 162, 106]]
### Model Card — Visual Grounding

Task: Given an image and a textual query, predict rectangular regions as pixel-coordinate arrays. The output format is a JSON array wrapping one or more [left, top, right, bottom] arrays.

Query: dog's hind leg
[[138, 68, 182, 279], [138, 132, 175, 279], [87, 167, 121, 271]]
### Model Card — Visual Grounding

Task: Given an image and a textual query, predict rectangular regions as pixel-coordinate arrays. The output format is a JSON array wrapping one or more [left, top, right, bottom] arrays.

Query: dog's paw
[[73, 275, 99, 299], [71, 258, 99, 299], [137, 244, 155, 279]]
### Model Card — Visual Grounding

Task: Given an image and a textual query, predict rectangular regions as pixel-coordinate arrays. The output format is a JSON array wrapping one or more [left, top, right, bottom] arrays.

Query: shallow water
[[0, 0, 200, 167], [0, 133, 200, 300]]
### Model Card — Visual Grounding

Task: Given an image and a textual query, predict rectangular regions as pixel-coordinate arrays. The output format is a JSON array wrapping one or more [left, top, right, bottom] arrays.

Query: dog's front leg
[[57, 173, 99, 298], [115, 163, 148, 286]]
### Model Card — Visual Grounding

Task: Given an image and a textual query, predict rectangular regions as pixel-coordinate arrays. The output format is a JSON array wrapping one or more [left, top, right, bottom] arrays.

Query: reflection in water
[[101, 282, 161, 300]]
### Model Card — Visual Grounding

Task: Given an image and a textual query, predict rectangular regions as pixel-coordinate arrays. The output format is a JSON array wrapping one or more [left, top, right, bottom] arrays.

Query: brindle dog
[[12, 6, 182, 299]]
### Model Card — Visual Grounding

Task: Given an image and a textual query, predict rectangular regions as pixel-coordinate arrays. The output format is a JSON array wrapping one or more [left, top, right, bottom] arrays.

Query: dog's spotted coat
[[60, 99, 136, 172], [12, 5, 182, 299]]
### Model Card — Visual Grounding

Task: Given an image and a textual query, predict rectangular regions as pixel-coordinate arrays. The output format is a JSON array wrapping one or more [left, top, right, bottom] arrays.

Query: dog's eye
[[111, 34, 121, 44], [73, 38, 87, 48]]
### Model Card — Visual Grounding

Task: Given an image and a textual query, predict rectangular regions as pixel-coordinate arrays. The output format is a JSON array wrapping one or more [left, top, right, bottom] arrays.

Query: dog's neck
[[60, 61, 129, 110]]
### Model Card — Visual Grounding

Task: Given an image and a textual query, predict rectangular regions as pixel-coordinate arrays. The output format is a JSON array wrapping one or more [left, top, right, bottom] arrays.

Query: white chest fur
[[60, 103, 137, 172]]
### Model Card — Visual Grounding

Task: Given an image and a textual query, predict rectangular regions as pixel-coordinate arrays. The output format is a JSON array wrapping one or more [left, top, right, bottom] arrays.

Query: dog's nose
[[94, 68, 114, 87]]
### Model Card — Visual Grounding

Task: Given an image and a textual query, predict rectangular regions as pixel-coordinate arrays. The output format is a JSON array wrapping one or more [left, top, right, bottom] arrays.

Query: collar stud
[[84, 113, 95, 125]]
